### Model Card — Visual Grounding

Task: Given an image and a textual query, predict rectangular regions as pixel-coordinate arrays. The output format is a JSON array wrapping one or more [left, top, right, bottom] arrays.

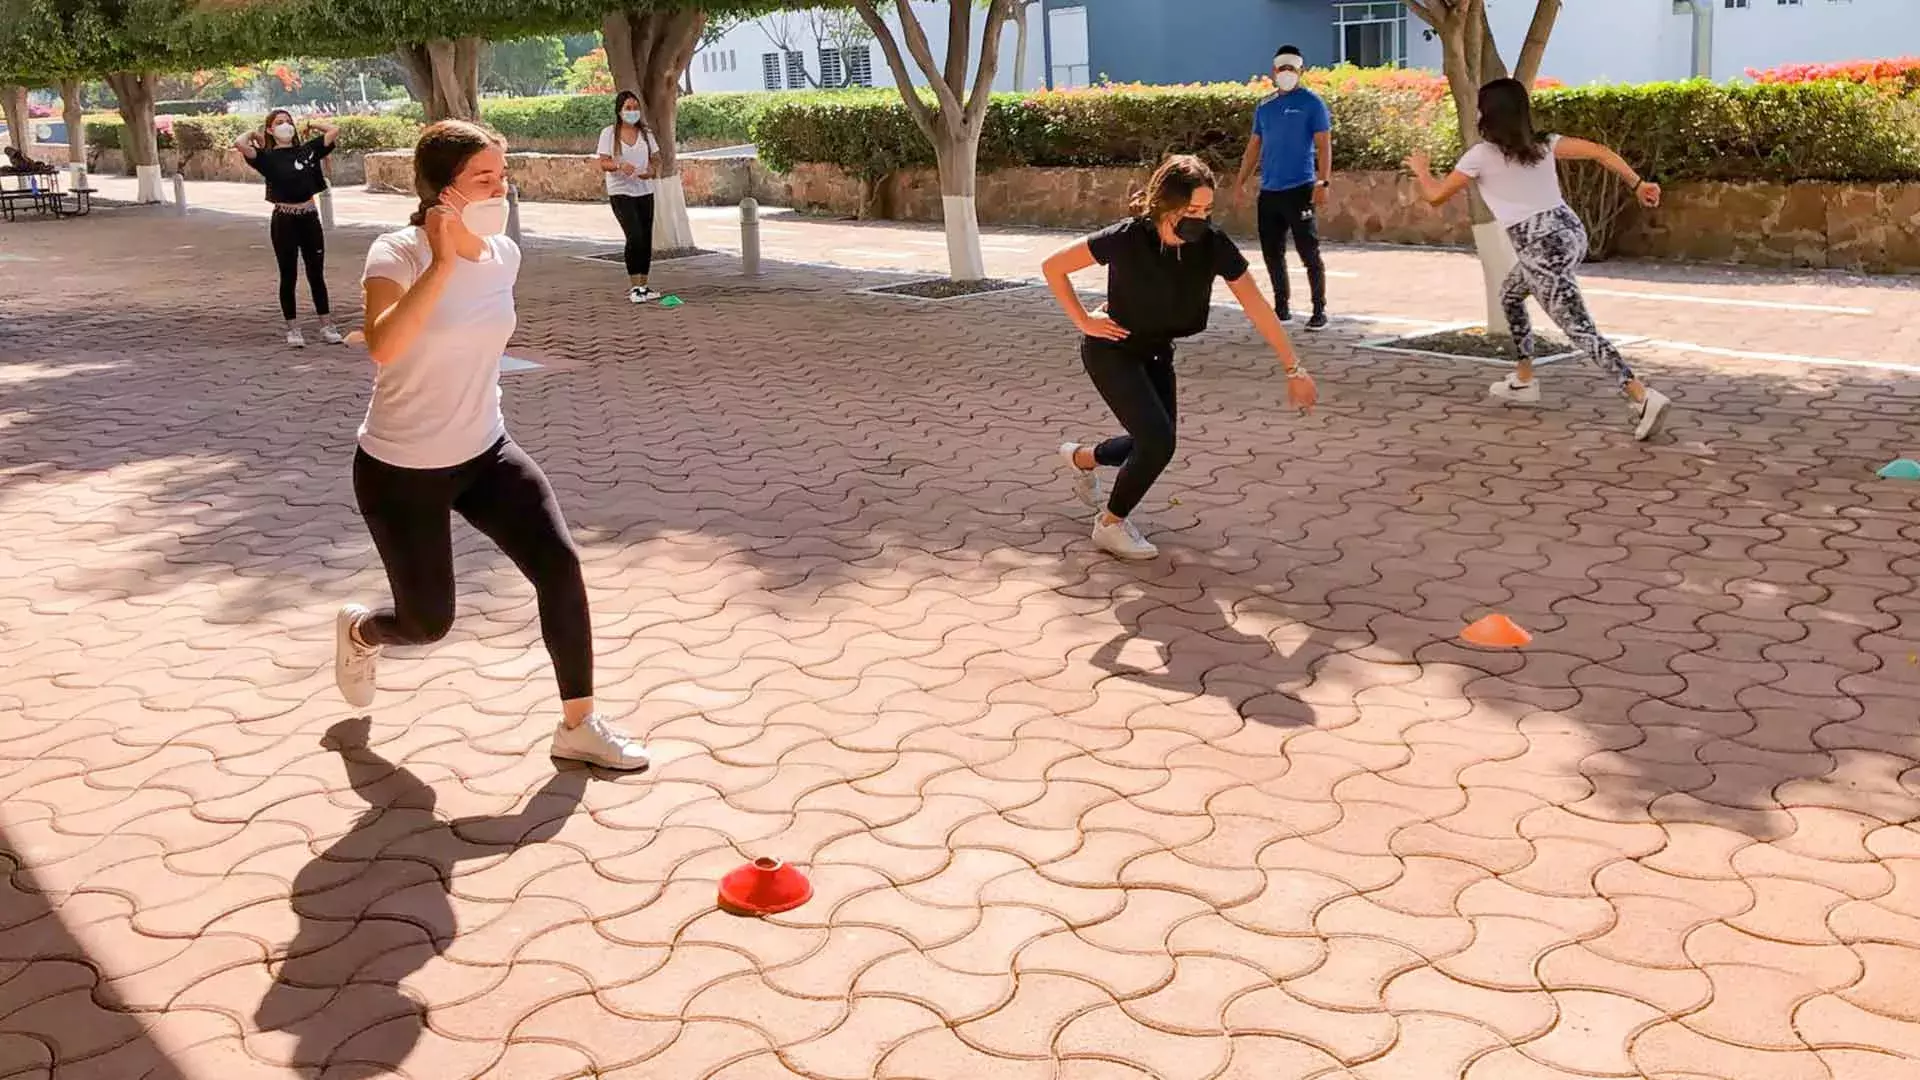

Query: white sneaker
[[1634, 388, 1672, 441], [628, 286, 657, 304], [1058, 442, 1103, 509], [334, 604, 380, 709], [1092, 516, 1158, 560], [1489, 375, 1541, 405], [320, 325, 344, 345], [551, 714, 651, 771], [286, 327, 307, 348]]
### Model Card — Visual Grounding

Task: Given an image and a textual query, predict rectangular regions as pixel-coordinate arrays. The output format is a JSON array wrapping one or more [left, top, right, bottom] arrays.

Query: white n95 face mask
[[1274, 71, 1301, 92], [459, 196, 510, 238], [272, 123, 296, 142]]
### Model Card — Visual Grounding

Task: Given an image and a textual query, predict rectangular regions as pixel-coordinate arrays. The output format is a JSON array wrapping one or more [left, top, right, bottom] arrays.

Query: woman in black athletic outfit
[[1042, 154, 1317, 560], [236, 109, 341, 348]]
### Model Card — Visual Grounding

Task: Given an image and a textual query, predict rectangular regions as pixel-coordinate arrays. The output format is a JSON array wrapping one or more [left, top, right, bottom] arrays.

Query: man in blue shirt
[[1232, 45, 1333, 329]]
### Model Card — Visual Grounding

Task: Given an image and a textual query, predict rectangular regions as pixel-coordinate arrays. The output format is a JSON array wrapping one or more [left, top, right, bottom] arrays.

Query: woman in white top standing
[[333, 119, 650, 772], [596, 90, 661, 304], [1406, 78, 1672, 441]]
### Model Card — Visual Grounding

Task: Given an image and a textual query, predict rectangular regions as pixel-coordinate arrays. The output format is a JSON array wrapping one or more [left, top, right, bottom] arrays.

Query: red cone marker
[[718, 857, 812, 916]]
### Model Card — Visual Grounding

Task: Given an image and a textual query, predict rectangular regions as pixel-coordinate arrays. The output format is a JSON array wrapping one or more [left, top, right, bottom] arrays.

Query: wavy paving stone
[[0, 209, 1917, 1079]]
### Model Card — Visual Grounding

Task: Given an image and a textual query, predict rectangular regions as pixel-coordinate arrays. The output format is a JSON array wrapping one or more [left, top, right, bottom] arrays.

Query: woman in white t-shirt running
[[596, 90, 661, 304], [332, 119, 650, 772], [1406, 78, 1672, 441]]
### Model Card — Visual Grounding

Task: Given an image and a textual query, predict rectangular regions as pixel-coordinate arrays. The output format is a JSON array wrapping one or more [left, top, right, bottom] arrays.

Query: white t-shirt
[[1455, 135, 1566, 228], [596, 124, 659, 198], [357, 226, 517, 470]]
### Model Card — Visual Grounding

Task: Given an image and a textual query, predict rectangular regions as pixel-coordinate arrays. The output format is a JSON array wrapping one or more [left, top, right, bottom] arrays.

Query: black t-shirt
[[1085, 216, 1250, 341], [246, 136, 333, 204]]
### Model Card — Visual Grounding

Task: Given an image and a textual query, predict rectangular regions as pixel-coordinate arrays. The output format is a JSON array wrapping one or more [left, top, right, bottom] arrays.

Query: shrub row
[[749, 78, 1920, 186], [83, 113, 420, 154]]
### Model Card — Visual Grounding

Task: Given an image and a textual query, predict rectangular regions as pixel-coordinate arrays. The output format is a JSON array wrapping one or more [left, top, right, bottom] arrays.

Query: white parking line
[[1584, 287, 1872, 315], [1643, 339, 1920, 376]]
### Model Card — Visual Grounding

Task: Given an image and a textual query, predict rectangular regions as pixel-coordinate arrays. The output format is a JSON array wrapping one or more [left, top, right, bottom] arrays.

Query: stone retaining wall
[[364, 150, 790, 209], [89, 147, 368, 187]]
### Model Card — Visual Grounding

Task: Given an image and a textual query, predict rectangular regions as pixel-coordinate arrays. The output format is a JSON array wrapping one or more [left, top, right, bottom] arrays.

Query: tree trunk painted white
[[106, 73, 162, 203], [1012, 3, 1032, 91], [937, 134, 985, 280], [652, 175, 696, 251], [1472, 220, 1519, 335]]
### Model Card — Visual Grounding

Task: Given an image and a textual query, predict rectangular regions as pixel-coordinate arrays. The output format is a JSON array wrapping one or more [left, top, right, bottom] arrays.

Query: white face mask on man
[[1273, 69, 1302, 92]]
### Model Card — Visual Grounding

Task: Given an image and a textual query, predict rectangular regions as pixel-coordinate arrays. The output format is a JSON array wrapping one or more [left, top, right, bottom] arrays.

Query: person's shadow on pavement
[[255, 718, 587, 1078], [1090, 592, 1319, 727]]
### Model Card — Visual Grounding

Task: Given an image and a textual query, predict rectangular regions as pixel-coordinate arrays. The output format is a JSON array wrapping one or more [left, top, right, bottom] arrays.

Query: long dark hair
[[1477, 78, 1550, 166], [613, 90, 652, 145], [1128, 154, 1215, 222], [409, 119, 505, 226]]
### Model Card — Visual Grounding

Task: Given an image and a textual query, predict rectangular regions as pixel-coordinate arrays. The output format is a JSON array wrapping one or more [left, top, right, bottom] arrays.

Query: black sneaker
[[1277, 308, 1294, 324], [1306, 312, 1330, 331]]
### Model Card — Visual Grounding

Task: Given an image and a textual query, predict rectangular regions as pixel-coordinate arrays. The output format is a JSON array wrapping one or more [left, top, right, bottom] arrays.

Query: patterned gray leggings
[[1501, 206, 1635, 387]]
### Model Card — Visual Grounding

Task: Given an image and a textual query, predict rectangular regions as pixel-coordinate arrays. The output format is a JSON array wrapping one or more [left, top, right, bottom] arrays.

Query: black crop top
[[245, 136, 333, 204], [1085, 216, 1250, 341]]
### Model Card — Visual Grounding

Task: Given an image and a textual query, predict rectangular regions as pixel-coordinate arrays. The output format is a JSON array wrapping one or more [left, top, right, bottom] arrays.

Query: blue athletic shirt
[[1252, 88, 1331, 192]]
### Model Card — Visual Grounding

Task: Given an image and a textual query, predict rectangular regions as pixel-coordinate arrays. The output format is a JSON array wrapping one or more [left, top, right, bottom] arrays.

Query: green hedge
[[474, 90, 798, 147], [84, 113, 420, 155], [750, 79, 1920, 185], [155, 100, 228, 116]]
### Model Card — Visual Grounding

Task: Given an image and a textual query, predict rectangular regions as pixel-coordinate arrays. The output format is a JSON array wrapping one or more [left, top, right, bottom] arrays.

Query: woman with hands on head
[[333, 119, 651, 774], [236, 108, 341, 347], [1405, 77, 1672, 441], [1042, 153, 1316, 562]]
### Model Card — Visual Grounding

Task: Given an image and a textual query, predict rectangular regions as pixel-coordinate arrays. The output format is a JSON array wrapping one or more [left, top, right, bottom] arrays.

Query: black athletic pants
[[1083, 337, 1177, 520], [1256, 184, 1325, 316], [609, 193, 655, 277], [352, 437, 593, 701], [270, 208, 328, 321]]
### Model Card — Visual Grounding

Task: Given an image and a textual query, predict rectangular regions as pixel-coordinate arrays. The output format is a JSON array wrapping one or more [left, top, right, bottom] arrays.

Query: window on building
[[785, 50, 808, 89], [845, 45, 874, 87], [1333, 3, 1408, 68], [1724, 0, 1750, 9], [1047, 4, 1090, 89], [1777, 0, 1803, 5], [762, 52, 782, 90], [820, 47, 844, 87]]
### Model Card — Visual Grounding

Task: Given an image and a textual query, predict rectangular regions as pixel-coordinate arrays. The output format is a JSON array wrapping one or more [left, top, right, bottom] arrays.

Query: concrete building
[[1029, 0, 1920, 90], [689, 4, 1047, 95]]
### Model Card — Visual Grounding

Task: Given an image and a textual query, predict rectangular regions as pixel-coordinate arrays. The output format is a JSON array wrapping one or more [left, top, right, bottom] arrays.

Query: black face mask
[[1173, 216, 1211, 244]]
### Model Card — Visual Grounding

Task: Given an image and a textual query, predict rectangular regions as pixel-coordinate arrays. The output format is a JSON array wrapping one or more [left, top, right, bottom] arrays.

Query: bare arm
[[1403, 151, 1471, 207], [1555, 136, 1640, 187], [234, 131, 258, 158], [1226, 273, 1302, 375], [1040, 240, 1101, 332], [361, 269, 454, 367], [1315, 130, 1332, 185], [311, 119, 339, 147], [1234, 134, 1262, 195]]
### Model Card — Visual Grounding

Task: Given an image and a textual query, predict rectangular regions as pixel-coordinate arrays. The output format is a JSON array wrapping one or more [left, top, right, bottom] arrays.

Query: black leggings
[[1257, 184, 1325, 315], [352, 437, 593, 701], [1082, 338, 1177, 520], [609, 193, 655, 277], [270, 209, 328, 321]]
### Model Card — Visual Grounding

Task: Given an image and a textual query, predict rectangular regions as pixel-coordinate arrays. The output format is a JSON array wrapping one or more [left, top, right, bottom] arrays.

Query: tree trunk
[[0, 86, 29, 157], [395, 38, 482, 122], [60, 79, 84, 169], [105, 72, 162, 202], [603, 8, 705, 253], [854, 0, 1011, 280], [1012, 3, 1031, 92]]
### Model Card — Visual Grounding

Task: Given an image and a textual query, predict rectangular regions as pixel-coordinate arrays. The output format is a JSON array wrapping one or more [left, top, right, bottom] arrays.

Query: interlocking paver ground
[[1, 202, 1918, 1080]]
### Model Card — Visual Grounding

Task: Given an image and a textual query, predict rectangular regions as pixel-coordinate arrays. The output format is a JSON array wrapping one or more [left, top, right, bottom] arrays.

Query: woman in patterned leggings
[[1405, 78, 1673, 442]]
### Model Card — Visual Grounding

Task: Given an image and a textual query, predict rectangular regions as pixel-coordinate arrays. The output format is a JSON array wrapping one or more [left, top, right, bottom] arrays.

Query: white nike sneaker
[[1489, 375, 1541, 405], [286, 327, 307, 348], [551, 714, 651, 771], [1091, 516, 1158, 560], [320, 325, 345, 345], [1634, 388, 1672, 441], [1059, 442, 1103, 509], [334, 604, 380, 709]]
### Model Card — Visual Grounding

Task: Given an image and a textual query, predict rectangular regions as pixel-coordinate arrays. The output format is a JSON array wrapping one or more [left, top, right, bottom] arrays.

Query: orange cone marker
[[718, 857, 812, 916], [1461, 614, 1531, 648]]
